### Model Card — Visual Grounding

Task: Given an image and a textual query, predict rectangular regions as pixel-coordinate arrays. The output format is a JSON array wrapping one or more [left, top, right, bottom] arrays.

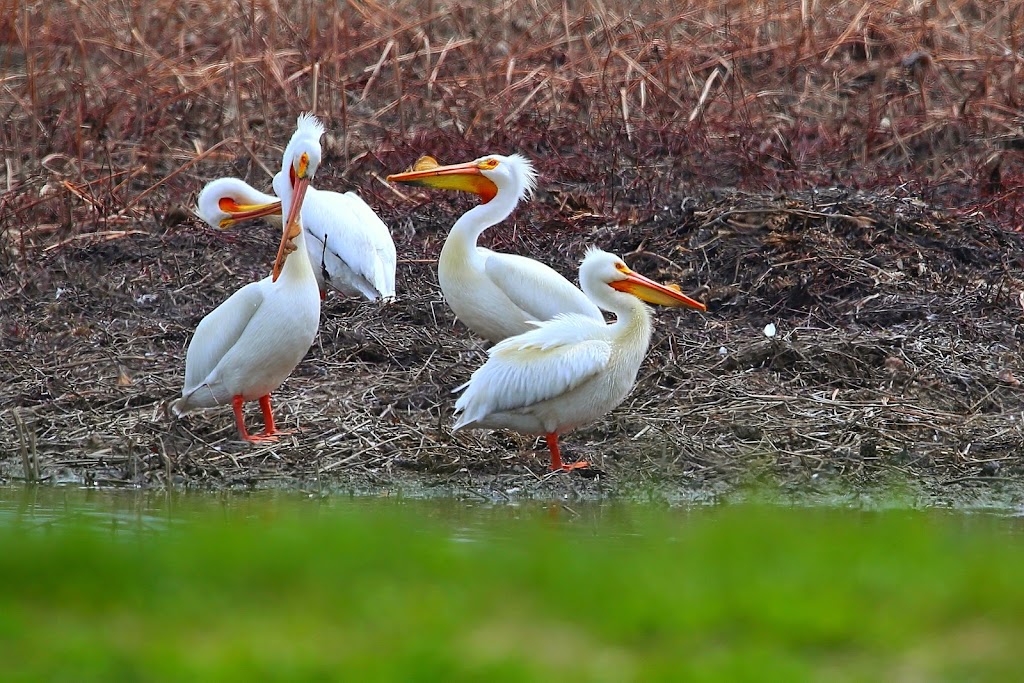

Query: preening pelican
[[196, 175, 397, 301], [452, 248, 706, 470], [387, 154, 601, 343], [171, 113, 324, 441]]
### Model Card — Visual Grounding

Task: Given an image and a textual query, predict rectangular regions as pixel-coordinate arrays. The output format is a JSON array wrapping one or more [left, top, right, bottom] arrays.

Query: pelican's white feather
[[295, 111, 326, 139], [453, 313, 612, 429], [195, 178, 279, 229], [500, 153, 538, 200], [483, 251, 601, 323], [173, 117, 324, 439], [398, 152, 601, 343], [449, 249, 706, 458], [195, 176, 397, 301], [300, 188, 397, 300]]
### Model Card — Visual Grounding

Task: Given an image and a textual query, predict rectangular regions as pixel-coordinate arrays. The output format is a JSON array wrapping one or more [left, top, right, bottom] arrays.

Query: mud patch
[[3, 185, 1024, 502]]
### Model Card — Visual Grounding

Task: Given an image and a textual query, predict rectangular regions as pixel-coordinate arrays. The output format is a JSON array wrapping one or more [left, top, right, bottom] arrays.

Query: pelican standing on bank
[[171, 113, 324, 441], [387, 154, 602, 343], [196, 175, 397, 301], [453, 248, 706, 470]]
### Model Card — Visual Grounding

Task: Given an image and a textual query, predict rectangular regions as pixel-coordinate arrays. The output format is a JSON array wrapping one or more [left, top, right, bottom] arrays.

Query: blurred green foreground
[[0, 488, 1022, 682]]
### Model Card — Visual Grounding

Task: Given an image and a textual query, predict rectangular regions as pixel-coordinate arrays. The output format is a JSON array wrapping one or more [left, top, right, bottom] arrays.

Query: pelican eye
[[296, 152, 310, 178], [477, 158, 499, 170], [614, 262, 629, 272]]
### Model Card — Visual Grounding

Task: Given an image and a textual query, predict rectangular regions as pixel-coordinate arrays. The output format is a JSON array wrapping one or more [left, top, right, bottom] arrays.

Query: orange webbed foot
[[248, 427, 296, 442], [243, 433, 280, 443]]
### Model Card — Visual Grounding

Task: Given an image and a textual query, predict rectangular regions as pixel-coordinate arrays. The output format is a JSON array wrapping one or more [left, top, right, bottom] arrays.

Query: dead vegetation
[[2, 0, 1024, 494]]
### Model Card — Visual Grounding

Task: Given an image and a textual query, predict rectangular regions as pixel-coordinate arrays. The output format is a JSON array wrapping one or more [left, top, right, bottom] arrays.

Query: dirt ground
[[4, 179, 1024, 503], [3, 1, 1024, 502]]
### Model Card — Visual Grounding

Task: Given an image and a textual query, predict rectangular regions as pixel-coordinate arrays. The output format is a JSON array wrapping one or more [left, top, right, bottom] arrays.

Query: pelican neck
[[447, 184, 521, 246]]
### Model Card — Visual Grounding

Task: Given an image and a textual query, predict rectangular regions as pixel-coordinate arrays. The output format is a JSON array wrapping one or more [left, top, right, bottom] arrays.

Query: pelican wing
[[304, 190, 396, 299], [454, 314, 611, 427], [182, 281, 266, 394], [483, 251, 603, 322], [342, 192, 398, 297]]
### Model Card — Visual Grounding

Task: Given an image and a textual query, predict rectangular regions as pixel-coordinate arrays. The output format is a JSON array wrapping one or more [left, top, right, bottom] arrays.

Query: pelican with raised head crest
[[171, 113, 324, 441], [387, 153, 602, 343], [452, 248, 706, 470], [196, 169, 396, 302]]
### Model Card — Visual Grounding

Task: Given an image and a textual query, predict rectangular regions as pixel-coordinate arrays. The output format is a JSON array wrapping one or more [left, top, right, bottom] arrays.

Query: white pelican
[[196, 175, 397, 301], [386, 153, 602, 343], [171, 113, 324, 441], [452, 248, 706, 470]]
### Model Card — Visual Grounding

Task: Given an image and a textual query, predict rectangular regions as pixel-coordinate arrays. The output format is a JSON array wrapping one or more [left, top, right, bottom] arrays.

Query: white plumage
[[452, 248, 706, 470], [196, 172, 396, 301], [171, 113, 324, 441], [387, 153, 601, 342]]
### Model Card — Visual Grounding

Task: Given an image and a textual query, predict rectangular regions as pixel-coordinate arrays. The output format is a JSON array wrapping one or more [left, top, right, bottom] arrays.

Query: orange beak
[[216, 197, 282, 228], [272, 174, 309, 282], [386, 156, 499, 203], [610, 269, 707, 311]]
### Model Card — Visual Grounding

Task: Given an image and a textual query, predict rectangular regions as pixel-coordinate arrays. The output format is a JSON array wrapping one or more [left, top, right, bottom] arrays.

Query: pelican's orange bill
[[216, 197, 280, 227], [386, 156, 499, 203], [272, 162, 310, 282], [611, 269, 707, 311], [217, 198, 282, 228]]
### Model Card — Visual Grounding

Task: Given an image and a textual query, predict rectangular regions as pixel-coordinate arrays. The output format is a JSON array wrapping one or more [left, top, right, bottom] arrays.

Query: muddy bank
[[5, 0, 1024, 500], [3, 184, 1024, 501]]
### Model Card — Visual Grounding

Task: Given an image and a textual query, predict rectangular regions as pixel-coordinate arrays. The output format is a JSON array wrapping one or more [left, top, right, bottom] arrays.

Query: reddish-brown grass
[[3, 1, 1024, 492], [2, 0, 1023, 263]]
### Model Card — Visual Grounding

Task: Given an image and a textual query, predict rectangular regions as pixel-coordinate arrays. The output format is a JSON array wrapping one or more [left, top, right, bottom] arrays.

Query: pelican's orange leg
[[254, 394, 293, 440], [259, 395, 277, 433], [545, 433, 589, 471], [233, 395, 281, 443]]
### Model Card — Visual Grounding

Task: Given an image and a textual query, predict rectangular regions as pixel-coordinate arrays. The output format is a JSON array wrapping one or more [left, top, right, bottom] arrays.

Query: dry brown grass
[[2, 0, 1024, 494], [3, 0, 1024, 256]]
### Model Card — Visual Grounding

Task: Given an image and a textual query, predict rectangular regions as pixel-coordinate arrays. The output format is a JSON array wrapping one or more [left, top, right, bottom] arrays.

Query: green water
[[0, 485, 646, 535], [1, 485, 1023, 681]]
